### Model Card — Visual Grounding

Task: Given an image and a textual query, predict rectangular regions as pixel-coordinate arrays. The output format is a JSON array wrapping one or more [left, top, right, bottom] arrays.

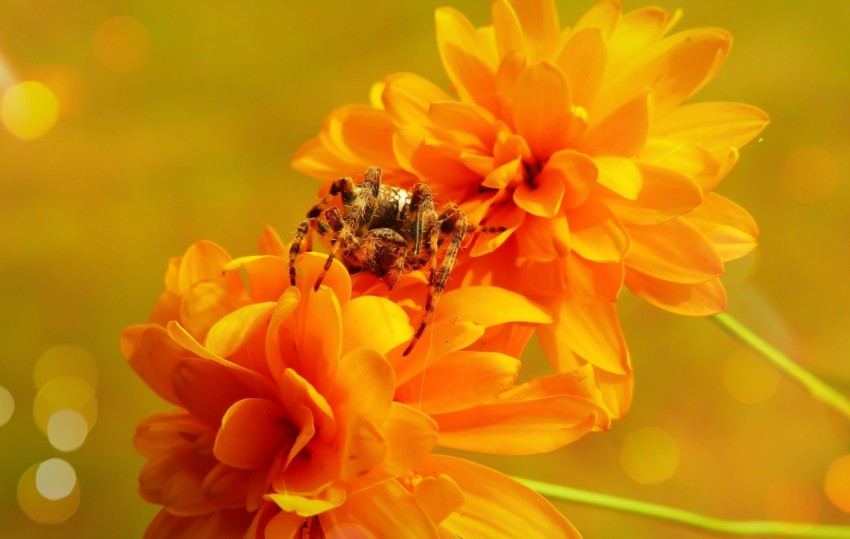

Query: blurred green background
[[1, 1, 849, 537]]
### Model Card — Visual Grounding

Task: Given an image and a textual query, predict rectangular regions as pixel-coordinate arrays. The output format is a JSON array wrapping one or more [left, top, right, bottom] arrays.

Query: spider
[[289, 166, 502, 356]]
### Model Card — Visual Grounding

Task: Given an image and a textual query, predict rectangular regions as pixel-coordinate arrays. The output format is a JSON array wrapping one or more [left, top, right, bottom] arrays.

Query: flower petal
[[332, 348, 395, 426], [433, 396, 599, 454], [541, 149, 598, 210], [321, 480, 439, 538], [492, 0, 526, 61], [515, 213, 570, 262], [566, 255, 624, 302], [579, 91, 649, 157], [395, 351, 520, 414], [513, 61, 572, 161], [625, 271, 727, 316], [429, 101, 497, 150], [380, 403, 439, 476], [381, 72, 453, 126], [537, 299, 630, 375], [340, 297, 412, 356], [438, 286, 552, 327], [412, 474, 465, 526], [418, 455, 580, 539], [267, 486, 345, 518], [337, 408, 386, 483], [224, 255, 289, 303], [121, 324, 189, 405], [508, 0, 560, 62], [513, 167, 566, 217], [204, 302, 276, 359], [626, 218, 724, 283], [436, 7, 499, 114], [556, 27, 606, 107], [214, 398, 289, 470], [324, 105, 397, 167], [683, 192, 759, 261], [599, 163, 704, 225], [176, 241, 232, 294], [571, 0, 620, 40], [171, 359, 258, 426], [651, 102, 770, 151], [567, 198, 629, 262]]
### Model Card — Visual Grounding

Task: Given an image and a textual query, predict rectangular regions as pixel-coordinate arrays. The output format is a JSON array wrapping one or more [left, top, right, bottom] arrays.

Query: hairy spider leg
[[288, 176, 357, 285], [403, 203, 468, 356], [313, 167, 382, 290], [358, 227, 409, 288]]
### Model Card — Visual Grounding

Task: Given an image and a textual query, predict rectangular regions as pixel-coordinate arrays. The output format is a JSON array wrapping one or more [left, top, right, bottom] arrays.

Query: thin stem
[[711, 312, 850, 422], [514, 477, 850, 538]]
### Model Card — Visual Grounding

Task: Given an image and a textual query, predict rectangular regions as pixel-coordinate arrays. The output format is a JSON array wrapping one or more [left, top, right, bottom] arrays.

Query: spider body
[[290, 166, 495, 356]]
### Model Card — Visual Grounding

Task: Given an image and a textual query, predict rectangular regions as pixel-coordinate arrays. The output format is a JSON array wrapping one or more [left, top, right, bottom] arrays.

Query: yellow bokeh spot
[[619, 426, 680, 485], [824, 454, 850, 512], [47, 409, 89, 452], [34, 344, 99, 391], [0, 385, 13, 426], [36, 458, 77, 500], [93, 16, 151, 73], [0, 81, 59, 140], [781, 145, 840, 204], [33, 377, 98, 436], [764, 477, 821, 524], [18, 461, 80, 524], [722, 347, 780, 403]]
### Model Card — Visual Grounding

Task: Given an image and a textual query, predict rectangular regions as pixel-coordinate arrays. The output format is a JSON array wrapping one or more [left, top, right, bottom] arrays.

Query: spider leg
[[313, 206, 351, 290], [358, 228, 408, 289], [403, 203, 468, 356]]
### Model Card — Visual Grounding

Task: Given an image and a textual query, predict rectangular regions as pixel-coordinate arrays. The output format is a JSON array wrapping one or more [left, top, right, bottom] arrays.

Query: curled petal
[[172, 359, 258, 427], [683, 192, 759, 261], [340, 297, 412, 356], [204, 302, 276, 359], [626, 219, 724, 284], [121, 324, 189, 405], [513, 168, 565, 217], [418, 455, 581, 539], [541, 149, 598, 210], [381, 72, 452, 126], [224, 255, 289, 303], [267, 486, 345, 518], [438, 286, 552, 327], [324, 105, 397, 167], [176, 241, 232, 294], [214, 398, 290, 470]]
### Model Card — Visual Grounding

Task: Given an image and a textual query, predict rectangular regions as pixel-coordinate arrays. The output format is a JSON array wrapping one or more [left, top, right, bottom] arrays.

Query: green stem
[[711, 312, 850, 422], [514, 477, 850, 538]]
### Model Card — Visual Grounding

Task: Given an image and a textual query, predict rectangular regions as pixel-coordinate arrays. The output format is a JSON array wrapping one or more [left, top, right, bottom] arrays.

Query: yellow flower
[[123, 230, 604, 537], [293, 0, 768, 417]]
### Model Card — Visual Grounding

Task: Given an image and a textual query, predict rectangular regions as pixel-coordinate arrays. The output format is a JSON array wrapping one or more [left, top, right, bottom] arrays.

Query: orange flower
[[293, 0, 768, 418], [123, 230, 605, 537]]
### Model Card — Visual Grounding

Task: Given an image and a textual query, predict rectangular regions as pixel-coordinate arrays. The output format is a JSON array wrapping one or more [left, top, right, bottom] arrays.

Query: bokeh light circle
[[93, 16, 151, 73], [34, 344, 99, 391], [33, 377, 98, 435], [824, 454, 850, 512], [36, 458, 77, 500], [18, 461, 80, 524], [0, 81, 59, 140], [0, 385, 13, 426], [47, 409, 89, 452], [620, 426, 681, 485]]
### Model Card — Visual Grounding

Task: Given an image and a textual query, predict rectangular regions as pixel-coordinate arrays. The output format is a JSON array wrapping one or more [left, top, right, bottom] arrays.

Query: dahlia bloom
[[123, 231, 604, 537], [292, 0, 768, 418]]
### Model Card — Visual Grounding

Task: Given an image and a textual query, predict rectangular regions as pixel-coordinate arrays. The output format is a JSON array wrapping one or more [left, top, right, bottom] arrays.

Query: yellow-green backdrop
[[1, 1, 849, 537]]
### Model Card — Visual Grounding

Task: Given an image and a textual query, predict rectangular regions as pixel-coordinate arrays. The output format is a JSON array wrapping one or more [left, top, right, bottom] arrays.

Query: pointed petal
[[388, 318, 485, 386], [177, 241, 232, 294], [492, 0, 526, 61], [537, 299, 630, 375], [651, 102, 769, 150], [626, 219, 724, 283], [321, 480, 439, 538], [579, 91, 649, 157], [509, 0, 561, 62], [513, 61, 572, 160], [684, 192, 758, 261], [292, 137, 361, 180], [595, 156, 642, 199], [418, 455, 580, 539], [395, 351, 520, 414], [324, 105, 397, 167], [332, 348, 395, 426], [292, 251, 352, 306], [567, 198, 629, 262], [433, 396, 599, 454], [214, 398, 288, 470], [340, 297, 412, 356], [607, 7, 676, 69], [571, 0, 620, 40], [267, 486, 345, 518], [557, 28, 606, 107], [599, 28, 732, 119], [436, 7, 499, 113], [625, 271, 727, 315], [380, 403, 439, 476], [638, 139, 720, 191]]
